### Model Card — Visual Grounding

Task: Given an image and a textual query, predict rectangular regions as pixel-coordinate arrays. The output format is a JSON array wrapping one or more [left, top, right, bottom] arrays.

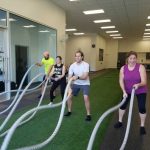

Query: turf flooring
[[0, 70, 122, 150]]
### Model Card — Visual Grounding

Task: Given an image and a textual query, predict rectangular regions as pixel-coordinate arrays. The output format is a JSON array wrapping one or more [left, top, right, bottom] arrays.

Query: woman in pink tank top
[[114, 51, 147, 135]]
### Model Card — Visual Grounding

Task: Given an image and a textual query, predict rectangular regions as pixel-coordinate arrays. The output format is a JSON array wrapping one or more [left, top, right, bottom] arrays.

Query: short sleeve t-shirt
[[41, 57, 55, 74], [69, 61, 90, 85]]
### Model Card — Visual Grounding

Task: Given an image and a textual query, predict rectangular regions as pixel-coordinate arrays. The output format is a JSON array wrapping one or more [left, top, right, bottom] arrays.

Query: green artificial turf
[[0, 70, 122, 150]]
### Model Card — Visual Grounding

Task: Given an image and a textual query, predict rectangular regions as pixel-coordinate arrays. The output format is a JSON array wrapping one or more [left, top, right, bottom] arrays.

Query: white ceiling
[[51, 0, 150, 39]]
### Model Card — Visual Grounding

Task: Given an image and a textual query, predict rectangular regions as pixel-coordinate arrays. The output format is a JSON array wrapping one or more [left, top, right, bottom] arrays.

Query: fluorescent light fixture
[[143, 38, 150, 40], [1, 18, 16, 21], [23, 25, 36, 28], [73, 32, 84, 35], [94, 19, 111, 23], [110, 34, 121, 36], [143, 35, 150, 38], [146, 24, 150, 26], [83, 9, 104, 15], [65, 28, 77, 31], [148, 16, 150, 19], [69, 0, 79, 1], [101, 26, 115, 29], [145, 29, 150, 31], [39, 30, 50, 33], [144, 32, 150, 35], [106, 30, 118, 33], [113, 37, 123, 39]]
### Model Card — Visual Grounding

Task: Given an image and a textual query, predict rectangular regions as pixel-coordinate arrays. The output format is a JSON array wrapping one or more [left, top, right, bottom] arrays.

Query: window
[[9, 13, 57, 83]]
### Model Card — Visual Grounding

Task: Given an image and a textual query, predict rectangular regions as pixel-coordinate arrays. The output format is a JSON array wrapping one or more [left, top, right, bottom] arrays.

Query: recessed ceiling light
[[83, 9, 104, 15], [144, 33, 150, 35], [100, 26, 115, 29], [39, 30, 50, 33], [73, 33, 84, 35], [147, 16, 150, 19], [65, 28, 77, 31], [110, 34, 121, 36], [143, 35, 150, 37], [113, 37, 123, 39], [146, 24, 150, 26], [106, 30, 118, 33], [145, 29, 150, 31], [94, 19, 111, 23], [23, 25, 36, 28]]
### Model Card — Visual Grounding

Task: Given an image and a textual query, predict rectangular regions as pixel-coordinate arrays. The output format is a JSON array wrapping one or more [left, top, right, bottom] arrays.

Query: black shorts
[[43, 75, 46, 81], [120, 93, 147, 114]]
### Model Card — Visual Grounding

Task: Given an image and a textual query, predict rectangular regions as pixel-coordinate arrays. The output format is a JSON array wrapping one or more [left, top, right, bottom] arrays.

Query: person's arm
[[72, 72, 89, 80], [58, 65, 66, 80], [72, 63, 89, 80], [47, 65, 54, 76], [35, 62, 43, 66], [49, 66, 55, 77], [133, 65, 147, 89], [36, 58, 44, 67], [119, 66, 127, 97]]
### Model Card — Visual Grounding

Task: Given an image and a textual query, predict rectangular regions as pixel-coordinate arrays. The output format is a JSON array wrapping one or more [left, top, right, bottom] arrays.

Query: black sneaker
[[85, 115, 91, 121], [140, 127, 146, 135], [114, 121, 123, 128], [64, 112, 72, 116], [38, 94, 42, 98]]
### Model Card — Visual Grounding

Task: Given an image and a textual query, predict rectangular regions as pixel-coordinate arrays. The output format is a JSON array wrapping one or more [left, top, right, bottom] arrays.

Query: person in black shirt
[[49, 56, 66, 104]]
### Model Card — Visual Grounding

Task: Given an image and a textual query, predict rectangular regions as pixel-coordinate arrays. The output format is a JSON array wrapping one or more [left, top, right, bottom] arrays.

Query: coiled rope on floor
[[0, 64, 35, 115], [0, 73, 44, 133], [1, 78, 72, 150], [0, 76, 49, 137], [87, 88, 135, 150], [0, 79, 45, 101]]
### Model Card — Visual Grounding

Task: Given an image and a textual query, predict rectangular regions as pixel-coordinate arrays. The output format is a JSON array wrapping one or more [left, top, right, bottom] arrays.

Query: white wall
[[66, 35, 91, 64], [118, 39, 150, 52], [105, 39, 118, 68], [66, 34, 107, 71], [0, 0, 66, 59], [118, 39, 150, 64], [95, 35, 106, 70]]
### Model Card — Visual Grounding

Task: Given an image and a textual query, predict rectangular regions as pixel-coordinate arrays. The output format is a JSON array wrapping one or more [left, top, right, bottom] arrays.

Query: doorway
[[0, 28, 10, 101], [15, 45, 28, 87], [117, 52, 127, 68]]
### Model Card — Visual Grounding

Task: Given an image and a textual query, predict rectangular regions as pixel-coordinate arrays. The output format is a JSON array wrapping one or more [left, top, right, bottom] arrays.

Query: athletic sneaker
[[114, 121, 123, 128], [64, 111, 72, 116], [48, 102, 53, 105], [85, 115, 91, 121], [140, 127, 146, 135], [38, 94, 42, 99]]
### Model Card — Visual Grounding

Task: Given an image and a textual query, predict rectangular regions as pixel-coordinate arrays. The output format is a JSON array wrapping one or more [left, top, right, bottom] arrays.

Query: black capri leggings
[[50, 77, 66, 102], [120, 93, 147, 114]]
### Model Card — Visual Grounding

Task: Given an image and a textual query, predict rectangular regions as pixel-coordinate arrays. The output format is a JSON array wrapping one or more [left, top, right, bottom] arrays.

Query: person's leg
[[66, 94, 73, 113], [137, 93, 147, 135], [38, 75, 46, 98], [83, 95, 91, 115], [50, 81, 59, 102], [114, 94, 131, 128], [82, 85, 91, 121], [60, 78, 67, 100], [65, 84, 80, 116]]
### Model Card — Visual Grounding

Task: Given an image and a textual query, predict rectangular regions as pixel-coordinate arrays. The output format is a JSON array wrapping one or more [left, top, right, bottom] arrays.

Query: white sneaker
[[48, 102, 53, 105]]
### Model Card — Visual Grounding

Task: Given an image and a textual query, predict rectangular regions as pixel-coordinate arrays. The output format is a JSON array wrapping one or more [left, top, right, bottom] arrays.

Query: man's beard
[[44, 56, 49, 60]]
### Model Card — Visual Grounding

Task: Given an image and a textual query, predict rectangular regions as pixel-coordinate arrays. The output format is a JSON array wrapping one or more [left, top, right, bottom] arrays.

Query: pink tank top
[[123, 63, 147, 94]]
